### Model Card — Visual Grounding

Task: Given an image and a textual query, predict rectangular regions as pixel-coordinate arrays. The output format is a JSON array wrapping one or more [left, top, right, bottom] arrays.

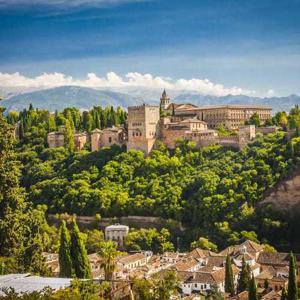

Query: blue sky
[[0, 0, 300, 96]]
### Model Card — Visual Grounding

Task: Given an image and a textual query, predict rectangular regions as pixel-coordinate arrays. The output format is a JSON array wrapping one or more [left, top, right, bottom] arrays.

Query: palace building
[[160, 90, 272, 130], [47, 90, 273, 155]]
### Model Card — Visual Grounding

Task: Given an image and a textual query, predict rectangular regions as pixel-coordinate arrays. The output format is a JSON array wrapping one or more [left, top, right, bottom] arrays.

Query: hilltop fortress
[[48, 90, 273, 154]]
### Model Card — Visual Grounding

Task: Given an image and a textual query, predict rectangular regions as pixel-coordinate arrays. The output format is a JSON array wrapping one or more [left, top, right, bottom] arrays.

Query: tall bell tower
[[160, 89, 170, 110]]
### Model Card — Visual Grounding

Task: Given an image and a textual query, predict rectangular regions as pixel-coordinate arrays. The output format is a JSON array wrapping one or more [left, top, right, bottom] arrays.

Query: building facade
[[173, 104, 272, 130], [105, 224, 129, 248], [47, 126, 88, 151], [127, 104, 160, 154], [47, 126, 65, 148], [47, 90, 272, 155], [91, 126, 125, 151], [160, 91, 272, 130]]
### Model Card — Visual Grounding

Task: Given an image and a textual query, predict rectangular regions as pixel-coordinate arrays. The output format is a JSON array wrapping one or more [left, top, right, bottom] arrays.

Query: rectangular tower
[[127, 104, 160, 155]]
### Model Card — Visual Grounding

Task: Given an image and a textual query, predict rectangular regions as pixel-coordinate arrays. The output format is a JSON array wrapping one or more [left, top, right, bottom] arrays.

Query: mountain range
[[1, 85, 300, 113]]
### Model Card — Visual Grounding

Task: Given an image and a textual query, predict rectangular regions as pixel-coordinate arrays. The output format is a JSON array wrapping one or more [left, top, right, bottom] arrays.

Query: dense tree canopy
[[0, 107, 50, 275], [5, 104, 300, 251]]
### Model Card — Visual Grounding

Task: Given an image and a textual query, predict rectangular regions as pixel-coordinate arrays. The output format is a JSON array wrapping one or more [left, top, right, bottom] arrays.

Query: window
[[109, 137, 112, 143]]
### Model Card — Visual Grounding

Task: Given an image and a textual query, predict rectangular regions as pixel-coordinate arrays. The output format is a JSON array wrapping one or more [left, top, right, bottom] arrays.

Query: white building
[[117, 252, 149, 271], [105, 224, 129, 248], [179, 265, 239, 296]]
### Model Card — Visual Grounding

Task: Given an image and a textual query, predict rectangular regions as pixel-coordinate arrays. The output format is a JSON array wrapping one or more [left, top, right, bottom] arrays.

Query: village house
[[255, 266, 288, 293], [117, 252, 150, 271], [257, 252, 300, 273], [105, 224, 129, 248], [179, 265, 240, 296], [260, 289, 282, 300], [88, 253, 104, 279], [219, 240, 264, 261]]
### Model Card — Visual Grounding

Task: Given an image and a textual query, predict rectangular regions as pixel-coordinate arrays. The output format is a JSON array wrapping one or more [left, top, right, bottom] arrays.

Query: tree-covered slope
[[7, 104, 300, 252], [17, 129, 300, 251]]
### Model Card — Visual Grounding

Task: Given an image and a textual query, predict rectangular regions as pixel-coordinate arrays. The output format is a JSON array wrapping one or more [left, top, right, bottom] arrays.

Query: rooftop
[[0, 274, 72, 296], [105, 224, 129, 231], [118, 253, 146, 265], [184, 104, 272, 111]]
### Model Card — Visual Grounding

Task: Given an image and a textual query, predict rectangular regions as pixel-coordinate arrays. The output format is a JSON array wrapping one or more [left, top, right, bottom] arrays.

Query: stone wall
[[47, 132, 64, 148], [74, 132, 88, 150]]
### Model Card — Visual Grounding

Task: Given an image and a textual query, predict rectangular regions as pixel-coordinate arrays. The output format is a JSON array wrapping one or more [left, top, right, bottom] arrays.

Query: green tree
[[59, 221, 73, 277], [0, 107, 28, 256], [85, 229, 104, 254], [208, 283, 225, 300], [155, 271, 178, 300], [132, 278, 153, 300], [248, 275, 258, 300], [237, 258, 251, 293], [225, 255, 235, 296], [287, 252, 298, 300], [98, 240, 120, 281], [248, 113, 260, 127], [64, 120, 74, 152], [70, 220, 92, 279], [19, 120, 24, 140], [190, 237, 218, 251]]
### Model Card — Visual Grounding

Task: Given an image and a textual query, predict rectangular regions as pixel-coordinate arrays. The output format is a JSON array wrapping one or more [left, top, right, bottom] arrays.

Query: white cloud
[[267, 89, 275, 96], [0, 71, 256, 97]]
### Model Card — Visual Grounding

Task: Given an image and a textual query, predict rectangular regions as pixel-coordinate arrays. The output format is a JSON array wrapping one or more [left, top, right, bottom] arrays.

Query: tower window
[[109, 137, 112, 143]]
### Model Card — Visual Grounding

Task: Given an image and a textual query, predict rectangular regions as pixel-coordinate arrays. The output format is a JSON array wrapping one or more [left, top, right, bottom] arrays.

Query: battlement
[[128, 104, 159, 111]]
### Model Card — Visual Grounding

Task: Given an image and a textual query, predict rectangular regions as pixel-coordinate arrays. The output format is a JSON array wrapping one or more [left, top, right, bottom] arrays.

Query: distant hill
[[1, 85, 300, 113], [1, 86, 141, 112], [174, 93, 300, 112]]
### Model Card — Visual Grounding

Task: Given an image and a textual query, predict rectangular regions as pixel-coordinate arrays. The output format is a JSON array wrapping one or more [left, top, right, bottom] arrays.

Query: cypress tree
[[248, 275, 258, 300], [225, 255, 235, 296], [59, 221, 73, 278], [64, 120, 74, 152], [100, 110, 107, 129], [19, 120, 24, 140], [70, 219, 92, 279], [287, 252, 298, 300], [237, 257, 251, 293], [94, 112, 100, 129]]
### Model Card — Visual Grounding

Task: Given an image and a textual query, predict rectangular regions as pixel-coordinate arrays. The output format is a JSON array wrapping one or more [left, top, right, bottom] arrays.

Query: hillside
[[1, 86, 140, 112], [261, 171, 300, 215], [1, 85, 300, 112], [260, 170, 300, 251], [174, 93, 300, 112]]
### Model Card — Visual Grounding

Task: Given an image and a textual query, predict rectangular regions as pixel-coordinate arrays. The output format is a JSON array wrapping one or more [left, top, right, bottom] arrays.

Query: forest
[[2, 104, 300, 254]]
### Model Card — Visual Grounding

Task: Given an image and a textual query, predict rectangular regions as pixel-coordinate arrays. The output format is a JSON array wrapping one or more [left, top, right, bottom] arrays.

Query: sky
[[0, 0, 300, 97]]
